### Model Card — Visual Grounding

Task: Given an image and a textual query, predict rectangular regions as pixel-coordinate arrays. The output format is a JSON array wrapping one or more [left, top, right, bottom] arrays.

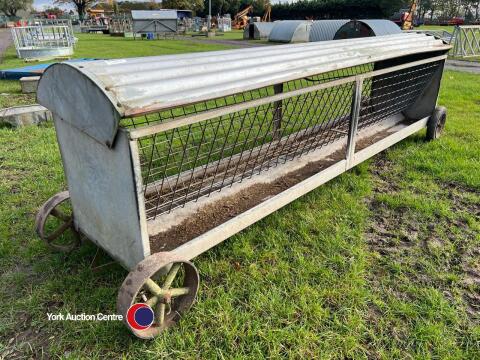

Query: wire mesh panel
[[140, 83, 355, 219], [359, 61, 442, 130], [124, 60, 441, 221]]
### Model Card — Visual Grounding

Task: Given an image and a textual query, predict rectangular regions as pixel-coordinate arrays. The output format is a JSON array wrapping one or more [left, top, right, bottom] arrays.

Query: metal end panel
[[268, 20, 312, 43], [309, 20, 349, 42], [37, 34, 451, 145], [37, 62, 121, 147], [54, 119, 149, 269]]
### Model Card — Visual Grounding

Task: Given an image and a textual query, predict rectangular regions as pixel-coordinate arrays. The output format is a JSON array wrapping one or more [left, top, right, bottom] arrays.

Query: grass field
[[419, 24, 456, 32], [0, 34, 479, 359]]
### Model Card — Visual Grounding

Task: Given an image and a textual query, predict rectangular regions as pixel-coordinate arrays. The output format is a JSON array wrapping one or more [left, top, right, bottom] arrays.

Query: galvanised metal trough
[[36, 33, 451, 339]]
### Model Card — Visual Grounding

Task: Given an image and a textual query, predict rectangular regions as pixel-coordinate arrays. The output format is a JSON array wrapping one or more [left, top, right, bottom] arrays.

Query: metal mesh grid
[[359, 61, 441, 130], [139, 82, 355, 219], [132, 60, 440, 220]]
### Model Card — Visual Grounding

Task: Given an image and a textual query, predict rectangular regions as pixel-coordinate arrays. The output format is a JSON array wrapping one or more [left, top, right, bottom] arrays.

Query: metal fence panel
[[450, 25, 480, 58], [10, 25, 75, 60]]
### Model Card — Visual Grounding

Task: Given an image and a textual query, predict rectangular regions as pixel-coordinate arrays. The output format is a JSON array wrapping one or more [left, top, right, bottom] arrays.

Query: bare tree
[[0, 0, 33, 17], [55, 0, 97, 21]]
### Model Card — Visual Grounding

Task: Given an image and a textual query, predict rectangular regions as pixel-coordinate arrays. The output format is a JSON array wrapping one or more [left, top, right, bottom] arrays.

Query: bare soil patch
[[365, 153, 480, 322]]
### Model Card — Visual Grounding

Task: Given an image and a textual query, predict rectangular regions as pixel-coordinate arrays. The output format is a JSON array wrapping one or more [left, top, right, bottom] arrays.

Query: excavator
[[399, 0, 420, 30], [232, 5, 253, 30], [262, 3, 271, 23]]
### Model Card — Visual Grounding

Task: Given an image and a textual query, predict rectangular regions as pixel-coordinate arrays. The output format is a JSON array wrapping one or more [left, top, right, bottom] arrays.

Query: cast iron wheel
[[426, 106, 447, 141], [117, 252, 199, 339], [35, 191, 81, 252]]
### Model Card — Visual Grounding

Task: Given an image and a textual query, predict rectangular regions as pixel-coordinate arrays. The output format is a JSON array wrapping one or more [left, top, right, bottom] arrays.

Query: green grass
[[419, 25, 456, 33], [0, 80, 34, 108], [187, 29, 245, 40], [0, 35, 479, 358]]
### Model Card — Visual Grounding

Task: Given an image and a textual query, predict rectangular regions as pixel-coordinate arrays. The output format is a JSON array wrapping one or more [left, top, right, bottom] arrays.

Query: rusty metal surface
[[117, 252, 199, 339], [37, 33, 451, 147], [34, 190, 81, 252]]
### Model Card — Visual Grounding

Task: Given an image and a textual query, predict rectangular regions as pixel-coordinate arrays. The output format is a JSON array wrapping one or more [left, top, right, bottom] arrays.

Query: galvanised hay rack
[[36, 33, 451, 338]]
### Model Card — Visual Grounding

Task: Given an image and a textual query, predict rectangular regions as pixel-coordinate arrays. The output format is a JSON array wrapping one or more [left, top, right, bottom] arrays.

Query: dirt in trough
[[149, 147, 347, 253], [149, 123, 406, 253]]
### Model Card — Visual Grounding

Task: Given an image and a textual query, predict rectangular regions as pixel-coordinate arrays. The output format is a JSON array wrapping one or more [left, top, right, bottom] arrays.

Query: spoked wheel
[[35, 191, 81, 252], [117, 252, 199, 339], [426, 106, 447, 141]]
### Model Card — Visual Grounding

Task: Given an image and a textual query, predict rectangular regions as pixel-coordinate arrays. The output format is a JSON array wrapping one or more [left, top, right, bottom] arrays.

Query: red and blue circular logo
[[126, 303, 154, 330]]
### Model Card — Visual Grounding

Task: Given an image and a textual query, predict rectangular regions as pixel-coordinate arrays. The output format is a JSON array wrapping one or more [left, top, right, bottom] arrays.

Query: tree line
[[2, 0, 479, 23], [419, 0, 480, 22]]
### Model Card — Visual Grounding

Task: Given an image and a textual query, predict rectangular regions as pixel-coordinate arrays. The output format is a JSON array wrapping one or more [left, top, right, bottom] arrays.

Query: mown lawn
[[0, 34, 479, 358]]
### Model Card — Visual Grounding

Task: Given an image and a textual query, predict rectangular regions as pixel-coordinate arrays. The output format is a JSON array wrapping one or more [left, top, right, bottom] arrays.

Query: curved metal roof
[[358, 19, 401, 36], [37, 33, 450, 146], [309, 20, 349, 42], [244, 22, 276, 39], [131, 10, 177, 20], [268, 20, 312, 43]]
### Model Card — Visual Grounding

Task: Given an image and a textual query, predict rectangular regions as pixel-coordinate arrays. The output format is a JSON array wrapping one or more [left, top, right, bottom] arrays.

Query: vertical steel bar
[[346, 77, 363, 169], [273, 83, 283, 140]]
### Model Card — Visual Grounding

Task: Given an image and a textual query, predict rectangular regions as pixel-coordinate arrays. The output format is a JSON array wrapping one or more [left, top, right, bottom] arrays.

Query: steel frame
[[128, 55, 446, 265], [35, 35, 452, 337], [37, 38, 449, 270]]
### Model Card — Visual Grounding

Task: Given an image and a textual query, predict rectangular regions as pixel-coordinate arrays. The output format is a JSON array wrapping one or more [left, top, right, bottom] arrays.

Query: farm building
[[308, 20, 349, 42], [243, 22, 276, 40], [131, 10, 178, 36], [334, 19, 401, 39], [268, 20, 312, 43]]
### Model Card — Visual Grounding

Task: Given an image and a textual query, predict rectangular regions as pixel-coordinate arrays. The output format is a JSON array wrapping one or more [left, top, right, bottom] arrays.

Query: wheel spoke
[[46, 218, 74, 242], [145, 278, 163, 296], [145, 278, 190, 298], [168, 287, 190, 296], [146, 295, 159, 308], [163, 263, 181, 290], [157, 303, 165, 325], [50, 208, 71, 222]]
